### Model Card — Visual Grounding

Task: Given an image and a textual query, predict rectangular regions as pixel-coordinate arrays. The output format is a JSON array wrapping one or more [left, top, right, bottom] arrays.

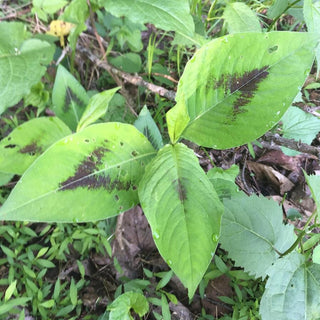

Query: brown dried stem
[[262, 132, 320, 158], [77, 46, 177, 101]]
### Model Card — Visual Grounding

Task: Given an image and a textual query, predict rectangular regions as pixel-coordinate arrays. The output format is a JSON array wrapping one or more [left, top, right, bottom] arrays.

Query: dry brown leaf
[[247, 161, 295, 195]]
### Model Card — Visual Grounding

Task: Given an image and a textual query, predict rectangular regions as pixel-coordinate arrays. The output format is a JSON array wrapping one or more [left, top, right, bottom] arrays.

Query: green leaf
[[166, 99, 190, 144], [304, 173, 320, 214], [107, 291, 149, 320], [70, 278, 77, 306], [0, 22, 55, 114], [168, 32, 317, 148], [223, 2, 262, 33], [60, 0, 89, 51], [77, 87, 120, 132], [0, 117, 72, 175], [313, 245, 320, 264], [304, 0, 320, 76], [207, 165, 240, 200], [280, 106, 320, 156], [161, 293, 170, 320], [267, 0, 288, 19], [139, 143, 223, 298], [36, 259, 55, 268], [0, 298, 31, 315], [260, 252, 320, 320], [52, 64, 89, 131], [102, 0, 195, 38], [39, 299, 55, 308], [109, 53, 142, 73], [0, 123, 155, 222], [220, 194, 296, 278], [5, 280, 17, 301], [32, 0, 68, 21], [134, 106, 163, 150]]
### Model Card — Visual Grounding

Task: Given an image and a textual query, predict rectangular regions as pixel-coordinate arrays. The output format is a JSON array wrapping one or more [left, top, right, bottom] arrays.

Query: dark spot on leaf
[[92, 147, 110, 158], [131, 150, 138, 157], [59, 147, 108, 190], [229, 66, 269, 119], [173, 178, 187, 202], [104, 139, 109, 143], [141, 162, 145, 167], [132, 185, 137, 190], [4, 144, 16, 149], [64, 86, 86, 112], [119, 206, 124, 211], [120, 141, 124, 146], [19, 142, 42, 156], [84, 139, 90, 143], [268, 45, 278, 53], [59, 147, 131, 191], [114, 195, 119, 201], [8, 137, 11, 141], [214, 76, 226, 90]]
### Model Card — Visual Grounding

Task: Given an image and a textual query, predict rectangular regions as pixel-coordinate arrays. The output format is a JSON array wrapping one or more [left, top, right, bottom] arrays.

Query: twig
[[262, 132, 320, 158], [77, 46, 177, 101]]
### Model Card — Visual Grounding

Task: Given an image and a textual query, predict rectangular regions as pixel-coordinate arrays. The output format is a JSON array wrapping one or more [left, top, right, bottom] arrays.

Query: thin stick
[[262, 132, 320, 158], [77, 46, 177, 101]]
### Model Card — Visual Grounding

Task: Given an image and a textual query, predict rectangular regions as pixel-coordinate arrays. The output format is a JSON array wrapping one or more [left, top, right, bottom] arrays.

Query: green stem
[[280, 209, 318, 257], [207, 0, 218, 22], [267, 0, 301, 31]]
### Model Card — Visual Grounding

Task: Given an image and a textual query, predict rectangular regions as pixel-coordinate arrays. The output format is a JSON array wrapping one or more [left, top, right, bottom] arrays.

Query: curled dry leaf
[[247, 161, 294, 195]]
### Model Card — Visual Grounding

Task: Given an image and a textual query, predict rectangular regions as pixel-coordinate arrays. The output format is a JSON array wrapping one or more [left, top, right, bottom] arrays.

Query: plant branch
[[261, 132, 320, 158], [77, 46, 177, 101]]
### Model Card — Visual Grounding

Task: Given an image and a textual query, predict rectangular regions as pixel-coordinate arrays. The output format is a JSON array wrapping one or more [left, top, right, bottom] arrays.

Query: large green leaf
[[167, 32, 318, 148], [52, 64, 89, 131], [223, 2, 261, 33], [139, 143, 223, 298], [101, 0, 195, 38], [0, 117, 71, 175], [260, 252, 320, 320], [0, 22, 55, 114], [220, 194, 296, 278], [0, 123, 156, 222]]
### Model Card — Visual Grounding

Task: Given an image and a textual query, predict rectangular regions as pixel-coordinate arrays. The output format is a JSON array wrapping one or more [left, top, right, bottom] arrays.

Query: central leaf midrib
[[170, 145, 194, 282]]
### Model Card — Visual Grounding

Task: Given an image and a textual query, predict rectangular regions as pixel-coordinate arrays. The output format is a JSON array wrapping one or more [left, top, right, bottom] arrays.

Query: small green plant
[[1, 0, 320, 319]]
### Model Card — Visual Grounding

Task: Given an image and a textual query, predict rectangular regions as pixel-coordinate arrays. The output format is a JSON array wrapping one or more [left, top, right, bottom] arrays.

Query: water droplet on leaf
[[153, 231, 160, 240], [212, 234, 219, 242]]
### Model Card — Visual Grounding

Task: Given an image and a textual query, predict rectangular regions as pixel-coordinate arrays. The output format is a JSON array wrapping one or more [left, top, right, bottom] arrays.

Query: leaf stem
[[280, 209, 318, 257]]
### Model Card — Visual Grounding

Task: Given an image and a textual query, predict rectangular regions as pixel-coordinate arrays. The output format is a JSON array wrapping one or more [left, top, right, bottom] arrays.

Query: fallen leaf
[[247, 161, 295, 195]]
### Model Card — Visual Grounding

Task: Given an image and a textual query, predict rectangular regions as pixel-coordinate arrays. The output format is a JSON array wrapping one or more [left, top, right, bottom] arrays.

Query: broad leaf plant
[[1, 1, 320, 319]]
